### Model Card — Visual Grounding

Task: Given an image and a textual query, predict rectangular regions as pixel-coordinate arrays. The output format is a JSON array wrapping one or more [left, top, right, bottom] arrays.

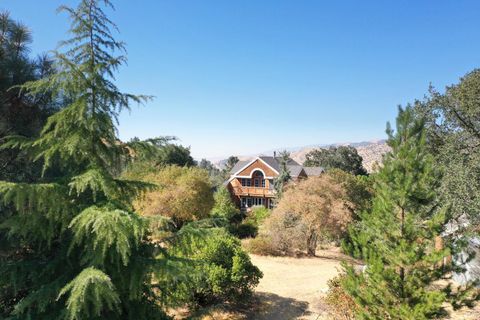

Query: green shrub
[[172, 230, 262, 307], [246, 206, 271, 226], [229, 221, 258, 239]]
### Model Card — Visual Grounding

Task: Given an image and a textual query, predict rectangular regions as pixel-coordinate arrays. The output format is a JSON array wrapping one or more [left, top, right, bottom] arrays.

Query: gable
[[236, 159, 278, 178]]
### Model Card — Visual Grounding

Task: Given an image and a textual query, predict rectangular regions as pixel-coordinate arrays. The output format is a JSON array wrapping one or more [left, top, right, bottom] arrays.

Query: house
[[225, 153, 324, 210]]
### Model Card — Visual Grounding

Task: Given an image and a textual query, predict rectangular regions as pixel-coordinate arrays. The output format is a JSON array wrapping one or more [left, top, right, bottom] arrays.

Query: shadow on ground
[[246, 291, 310, 320], [183, 292, 311, 320]]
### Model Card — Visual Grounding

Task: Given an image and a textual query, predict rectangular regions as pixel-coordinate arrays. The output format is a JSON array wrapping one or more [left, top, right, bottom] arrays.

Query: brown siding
[[237, 159, 278, 177]]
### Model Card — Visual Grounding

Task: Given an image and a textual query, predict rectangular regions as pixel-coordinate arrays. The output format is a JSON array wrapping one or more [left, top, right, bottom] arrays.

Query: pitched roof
[[258, 156, 300, 172], [287, 165, 305, 178], [229, 160, 250, 174], [304, 166, 325, 176]]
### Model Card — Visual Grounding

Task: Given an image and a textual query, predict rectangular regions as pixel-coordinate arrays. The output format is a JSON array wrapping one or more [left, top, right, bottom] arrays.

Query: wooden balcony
[[232, 186, 275, 197]]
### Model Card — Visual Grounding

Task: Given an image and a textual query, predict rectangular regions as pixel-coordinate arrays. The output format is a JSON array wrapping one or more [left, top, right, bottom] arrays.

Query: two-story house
[[225, 153, 324, 209]]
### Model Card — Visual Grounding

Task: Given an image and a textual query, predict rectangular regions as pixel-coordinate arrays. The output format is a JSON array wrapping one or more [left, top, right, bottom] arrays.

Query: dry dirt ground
[[247, 250, 346, 320], [180, 249, 479, 320]]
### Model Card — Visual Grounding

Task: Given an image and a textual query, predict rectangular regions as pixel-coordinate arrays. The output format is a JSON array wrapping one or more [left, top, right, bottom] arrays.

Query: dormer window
[[241, 178, 251, 187], [252, 170, 264, 188]]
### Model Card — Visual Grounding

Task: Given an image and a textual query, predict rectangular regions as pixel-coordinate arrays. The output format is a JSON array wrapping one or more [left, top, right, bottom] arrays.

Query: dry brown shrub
[[246, 175, 353, 256], [324, 274, 359, 320], [133, 165, 214, 227]]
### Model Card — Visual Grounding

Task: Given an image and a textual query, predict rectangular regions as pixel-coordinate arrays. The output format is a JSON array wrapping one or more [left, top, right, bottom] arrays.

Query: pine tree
[[341, 107, 479, 319], [0, 1, 171, 319], [273, 150, 291, 199]]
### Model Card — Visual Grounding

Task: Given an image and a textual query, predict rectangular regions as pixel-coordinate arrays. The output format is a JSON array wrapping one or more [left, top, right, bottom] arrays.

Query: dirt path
[[184, 250, 479, 320], [248, 250, 348, 320]]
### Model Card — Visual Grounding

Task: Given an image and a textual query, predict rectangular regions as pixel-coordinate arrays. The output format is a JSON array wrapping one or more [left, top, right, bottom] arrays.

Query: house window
[[262, 179, 266, 188], [241, 178, 251, 187], [254, 179, 259, 187], [247, 197, 253, 207], [252, 197, 264, 206], [241, 197, 247, 207]]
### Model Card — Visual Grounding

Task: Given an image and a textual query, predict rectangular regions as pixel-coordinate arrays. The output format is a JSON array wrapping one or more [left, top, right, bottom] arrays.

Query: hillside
[[214, 140, 391, 173]]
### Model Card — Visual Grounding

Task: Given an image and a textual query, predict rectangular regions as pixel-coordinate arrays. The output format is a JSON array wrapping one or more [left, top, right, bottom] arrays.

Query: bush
[[173, 230, 262, 307], [210, 186, 241, 222], [246, 206, 271, 226], [274, 175, 353, 255], [324, 274, 359, 320], [229, 221, 258, 239], [243, 236, 279, 256], [125, 165, 214, 228], [244, 211, 307, 256]]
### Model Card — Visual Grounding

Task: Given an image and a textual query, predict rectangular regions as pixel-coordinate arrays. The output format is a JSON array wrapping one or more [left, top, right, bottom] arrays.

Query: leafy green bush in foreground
[[170, 230, 262, 307]]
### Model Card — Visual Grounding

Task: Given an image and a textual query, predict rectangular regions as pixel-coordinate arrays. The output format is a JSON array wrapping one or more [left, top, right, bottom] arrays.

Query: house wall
[[228, 159, 278, 209], [237, 159, 277, 177]]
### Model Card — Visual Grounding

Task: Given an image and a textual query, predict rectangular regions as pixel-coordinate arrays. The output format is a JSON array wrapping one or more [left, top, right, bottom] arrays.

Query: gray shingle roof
[[287, 165, 305, 178], [229, 160, 250, 174], [228, 156, 317, 180], [258, 156, 300, 172], [304, 166, 325, 176]]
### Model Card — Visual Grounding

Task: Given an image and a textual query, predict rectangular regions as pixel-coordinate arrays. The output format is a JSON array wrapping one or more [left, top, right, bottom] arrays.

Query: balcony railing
[[232, 186, 275, 197]]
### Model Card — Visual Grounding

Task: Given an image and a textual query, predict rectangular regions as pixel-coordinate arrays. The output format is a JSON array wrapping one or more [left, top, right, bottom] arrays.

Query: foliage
[[327, 169, 375, 257], [246, 175, 353, 256], [198, 158, 225, 187], [0, 11, 59, 182], [167, 230, 262, 307], [210, 187, 268, 239], [327, 169, 373, 218], [414, 69, 480, 235], [0, 2, 177, 319], [243, 235, 281, 256], [210, 186, 240, 222], [155, 143, 196, 167], [244, 211, 307, 256], [246, 206, 271, 226], [273, 150, 291, 198], [129, 165, 214, 229], [324, 274, 358, 320], [57, 267, 121, 320], [223, 156, 239, 173], [275, 175, 353, 255], [303, 145, 367, 175], [341, 106, 479, 320]]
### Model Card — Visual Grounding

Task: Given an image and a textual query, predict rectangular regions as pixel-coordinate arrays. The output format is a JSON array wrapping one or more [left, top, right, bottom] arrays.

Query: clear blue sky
[[4, 1, 480, 159]]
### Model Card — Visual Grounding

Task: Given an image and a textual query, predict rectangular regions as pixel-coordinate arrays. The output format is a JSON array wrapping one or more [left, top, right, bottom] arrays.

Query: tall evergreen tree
[[341, 107, 479, 319], [273, 150, 291, 199], [0, 11, 58, 182], [0, 1, 171, 319]]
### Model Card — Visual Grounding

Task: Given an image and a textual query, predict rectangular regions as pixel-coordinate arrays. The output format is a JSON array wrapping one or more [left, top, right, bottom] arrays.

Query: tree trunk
[[307, 231, 317, 256]]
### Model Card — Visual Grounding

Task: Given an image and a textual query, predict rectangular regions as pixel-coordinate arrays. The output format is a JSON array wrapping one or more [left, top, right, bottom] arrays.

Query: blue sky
[[4, 1, 480, 159]]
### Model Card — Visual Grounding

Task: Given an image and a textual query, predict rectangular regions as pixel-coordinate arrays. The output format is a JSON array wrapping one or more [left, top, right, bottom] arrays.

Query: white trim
[[226, 157, 280, 184], [236, 175, 275, 179], [250, 168, 266, 177], [232, 157, 279, 176]]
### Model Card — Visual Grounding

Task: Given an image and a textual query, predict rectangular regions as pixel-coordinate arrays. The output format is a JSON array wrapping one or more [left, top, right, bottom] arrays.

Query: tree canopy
[[342, 107, 478, 319], [0, 1, 185, 318], [414, 69, 480, 234], [303, 145, 367, 175], [130, 165, 214, 229], [274, 174, 352, 255]]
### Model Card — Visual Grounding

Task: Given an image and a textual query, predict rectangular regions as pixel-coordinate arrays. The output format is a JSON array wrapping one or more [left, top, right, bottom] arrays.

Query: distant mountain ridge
[[213, 140, 390, 173]]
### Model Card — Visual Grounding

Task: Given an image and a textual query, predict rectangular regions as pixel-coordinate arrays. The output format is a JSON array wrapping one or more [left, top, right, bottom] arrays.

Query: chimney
[[273, 151, 276, 158]]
